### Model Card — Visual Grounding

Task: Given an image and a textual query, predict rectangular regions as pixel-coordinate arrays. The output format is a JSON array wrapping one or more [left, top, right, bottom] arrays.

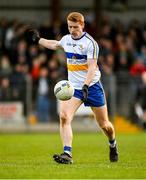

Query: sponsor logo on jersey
[[67, 43, 77, 47]]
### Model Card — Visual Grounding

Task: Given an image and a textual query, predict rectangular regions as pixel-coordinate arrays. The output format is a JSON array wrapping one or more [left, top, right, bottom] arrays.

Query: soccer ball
[[54, 80, 74, 101]]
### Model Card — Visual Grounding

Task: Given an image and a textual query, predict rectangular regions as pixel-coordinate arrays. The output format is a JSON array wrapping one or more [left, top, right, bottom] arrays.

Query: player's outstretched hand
[[26, 28, 40, 44], [82, 84, 89, 102]]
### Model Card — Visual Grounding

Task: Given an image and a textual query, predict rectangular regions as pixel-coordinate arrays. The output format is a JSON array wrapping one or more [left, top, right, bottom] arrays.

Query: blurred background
[[0, 0, 146, 133]]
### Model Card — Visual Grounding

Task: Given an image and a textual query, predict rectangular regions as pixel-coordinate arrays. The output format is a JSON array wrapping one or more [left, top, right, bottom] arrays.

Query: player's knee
[[60, 112, 71, 126], [99, 120, 111, 131]]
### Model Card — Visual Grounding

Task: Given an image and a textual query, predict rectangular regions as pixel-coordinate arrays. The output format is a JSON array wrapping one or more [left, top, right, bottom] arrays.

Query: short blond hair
[[67, 12, 84, 25]]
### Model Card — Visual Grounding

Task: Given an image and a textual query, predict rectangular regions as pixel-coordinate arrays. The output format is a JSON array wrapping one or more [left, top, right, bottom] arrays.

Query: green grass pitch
[[0, 132, 146, 179]]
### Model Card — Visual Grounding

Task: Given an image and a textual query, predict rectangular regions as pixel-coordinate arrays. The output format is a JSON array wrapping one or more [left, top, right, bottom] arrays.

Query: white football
[[54, 80, 74, 101]]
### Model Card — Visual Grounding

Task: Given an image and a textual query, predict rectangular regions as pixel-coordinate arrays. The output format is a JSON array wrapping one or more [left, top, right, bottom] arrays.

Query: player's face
[[67, 20, 84, 39]]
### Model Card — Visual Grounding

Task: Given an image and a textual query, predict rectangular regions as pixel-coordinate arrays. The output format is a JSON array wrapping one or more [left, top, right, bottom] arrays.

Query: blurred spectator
[[114, 35, 133, 72], [130, 57, 146, 76], [28, 45, 39, 66], [137, 45, 146, 66], [55, 48, 67, 79], [30, 57, 41, 81], [10, 64, 26, 102], [134, 72, 146, 130], [38, 52, 48, 66], [13, 39, 28, 65], [48, 55, 62, 121], [36, 67, 50, 122], [101, 24, 112, 39], [0, 55, 12, 77], [101, 53, 116, 119], [48, 55, 60, 73], [99, 37, 113, 58], [4, 19, 19, 50], [0, 17, 8, 53], [0, 77, 12, 101]]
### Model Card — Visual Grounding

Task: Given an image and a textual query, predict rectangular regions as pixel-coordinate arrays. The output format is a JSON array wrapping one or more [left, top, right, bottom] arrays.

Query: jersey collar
[[71, 32, 86, 40]]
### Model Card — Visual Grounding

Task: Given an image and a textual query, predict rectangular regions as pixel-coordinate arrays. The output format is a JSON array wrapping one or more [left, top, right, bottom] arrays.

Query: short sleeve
[[58, 35, 67, 48], [87, 40, 99, 59]]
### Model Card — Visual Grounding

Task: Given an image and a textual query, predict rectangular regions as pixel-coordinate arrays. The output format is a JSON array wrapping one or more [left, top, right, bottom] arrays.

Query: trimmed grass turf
[[0, 132, 146, 179]]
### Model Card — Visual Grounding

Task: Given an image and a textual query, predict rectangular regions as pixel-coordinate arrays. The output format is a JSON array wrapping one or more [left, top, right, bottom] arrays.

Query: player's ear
[[81, 22, 85, 29]]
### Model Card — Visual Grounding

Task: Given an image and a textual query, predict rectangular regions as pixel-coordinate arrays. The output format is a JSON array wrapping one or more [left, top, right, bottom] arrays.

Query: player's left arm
[[84, 40, 99, 86], [82, 40, 99, 102], [82, 58, 97, 102], [84, 58, 97, 86]]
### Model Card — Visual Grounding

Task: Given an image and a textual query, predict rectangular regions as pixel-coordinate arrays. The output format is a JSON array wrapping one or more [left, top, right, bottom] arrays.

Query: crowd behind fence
[[0, 16, 146, 129]]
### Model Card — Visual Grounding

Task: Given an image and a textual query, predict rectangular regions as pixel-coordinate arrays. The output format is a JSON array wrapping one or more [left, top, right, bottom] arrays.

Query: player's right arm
[[28, 29, 61, 50], [39, 38, 60, 50]]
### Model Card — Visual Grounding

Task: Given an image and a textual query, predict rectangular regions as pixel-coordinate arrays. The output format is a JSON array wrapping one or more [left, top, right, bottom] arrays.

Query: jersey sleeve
[[87, 40, 99, 60], [58, 36, 66, 48]]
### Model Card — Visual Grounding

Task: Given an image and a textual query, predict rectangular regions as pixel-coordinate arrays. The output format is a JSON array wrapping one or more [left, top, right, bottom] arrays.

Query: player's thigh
[[91, 104, 109, 125], [59, 97, 82, 119]]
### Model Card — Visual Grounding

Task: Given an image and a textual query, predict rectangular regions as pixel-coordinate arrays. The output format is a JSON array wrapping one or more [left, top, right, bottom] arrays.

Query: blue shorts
[[74, 82, 105, 107]]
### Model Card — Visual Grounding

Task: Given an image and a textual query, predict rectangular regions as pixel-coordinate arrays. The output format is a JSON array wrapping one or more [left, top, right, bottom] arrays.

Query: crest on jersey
[[79, 45, 84, 50]]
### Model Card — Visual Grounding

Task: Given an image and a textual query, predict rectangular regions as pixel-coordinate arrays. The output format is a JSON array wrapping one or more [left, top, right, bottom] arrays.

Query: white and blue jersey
[[59, 32, 105, 107], [59, 32, 101, 89]]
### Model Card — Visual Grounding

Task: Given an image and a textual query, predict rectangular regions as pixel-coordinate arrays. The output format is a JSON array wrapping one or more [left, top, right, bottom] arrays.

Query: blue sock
[[64, 146, 72, 156], [109, 139, 116, 148]]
